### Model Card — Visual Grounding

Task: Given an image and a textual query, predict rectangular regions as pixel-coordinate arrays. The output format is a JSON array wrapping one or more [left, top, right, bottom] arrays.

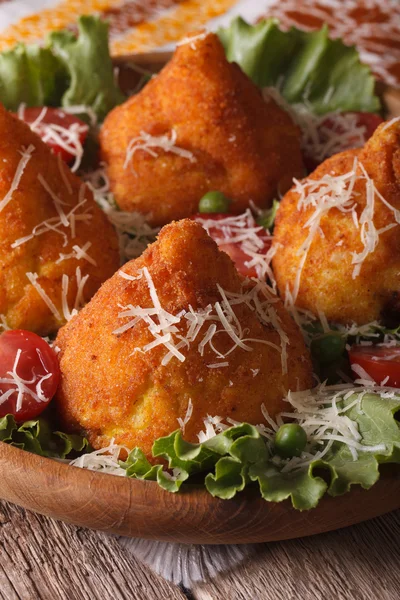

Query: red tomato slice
[[15, 107, 89, 167], [0, 330, 60, 422], [192, 213, 272, 278], [349, 345, 400, 387], [304, 111, 384, 172], [351, 112, 384, 138]]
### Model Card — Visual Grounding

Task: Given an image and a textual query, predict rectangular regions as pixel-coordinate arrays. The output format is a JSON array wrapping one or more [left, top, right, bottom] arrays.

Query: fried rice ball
[[55, 219, 312, 456], [99, 32, 303, 227], [0, 104, 119, 336], [272, 119, 400, 325]]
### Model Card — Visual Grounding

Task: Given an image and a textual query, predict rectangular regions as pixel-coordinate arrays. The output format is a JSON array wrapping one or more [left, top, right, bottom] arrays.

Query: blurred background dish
[[0, 0, 399, 90]]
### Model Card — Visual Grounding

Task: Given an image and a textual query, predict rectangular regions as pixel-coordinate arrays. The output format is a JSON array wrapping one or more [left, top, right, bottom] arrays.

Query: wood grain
[[193, 509, 400, 600], [0, 500, 185, 600], [1, 442, 400, 545], [3, 498, 400, 600]]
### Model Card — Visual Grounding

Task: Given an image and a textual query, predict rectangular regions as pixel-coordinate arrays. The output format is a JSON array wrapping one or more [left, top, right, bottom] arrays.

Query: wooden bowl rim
[[2, 440, 400, 544]]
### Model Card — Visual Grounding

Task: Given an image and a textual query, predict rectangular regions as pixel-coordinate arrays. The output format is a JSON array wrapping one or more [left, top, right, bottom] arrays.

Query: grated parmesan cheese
[[62, 105, 97, 128], [124, 129, 196, 175], [27, 267, 88, 324], [176, 31, 209, 50], [0, 347, 53, 411], [0, 314, 9, 332], [263, 382, 393, 471], [18, 105, 88, 173], [285, 157, 400, 305], [69, 438, 128, 476], [177, 398, 193, 433], [56, 242, 97, 266], [263, 88, 368, 163], [26, 272, 61, 321], [11, 172, 92, 251], [114, 267, 289, 373], [197, 415, 230, 443], [0, 144, 35, 214], [85, 164, 159, 263], [382, 116, 400, 132], [57, 154, 73, 195], [194, 210, 275, 285]]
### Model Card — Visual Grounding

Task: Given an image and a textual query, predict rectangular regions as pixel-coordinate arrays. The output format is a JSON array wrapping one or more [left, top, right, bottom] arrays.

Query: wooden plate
[[2, 55, 399, 546], [1, 441, 399, 544]]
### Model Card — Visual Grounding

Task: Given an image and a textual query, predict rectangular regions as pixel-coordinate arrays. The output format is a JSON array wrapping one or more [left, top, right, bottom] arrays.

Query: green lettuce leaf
[[0, 44, 64, 109], [122, 393, 400, 510], [0, 414, 88, 459], [0, 16, 125, 120], [256, 198, 280, 231], [218, 17, 380, 115], [49, 15, 125, 120], [249, 462, 327, 510]]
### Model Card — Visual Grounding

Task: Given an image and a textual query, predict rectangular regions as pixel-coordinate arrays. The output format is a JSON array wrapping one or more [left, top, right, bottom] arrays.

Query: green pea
[[198, 191, 231, 213], [310, 332, 346, 366], [274, 423, 307, 459]]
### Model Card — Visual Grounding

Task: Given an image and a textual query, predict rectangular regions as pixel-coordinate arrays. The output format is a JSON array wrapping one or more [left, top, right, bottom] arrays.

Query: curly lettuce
[[218, 17, 380, 115], [121, 393, 400, 510], [0, 16, 125, 120], [0, 414, 88, 459]]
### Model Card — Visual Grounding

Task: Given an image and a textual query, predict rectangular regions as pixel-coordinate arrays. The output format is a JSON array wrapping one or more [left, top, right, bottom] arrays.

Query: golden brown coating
[[55, 219, 312, 456], [99, 32, 303, 226], [0, 104, 120, 336], [272, 119, 400, 325]]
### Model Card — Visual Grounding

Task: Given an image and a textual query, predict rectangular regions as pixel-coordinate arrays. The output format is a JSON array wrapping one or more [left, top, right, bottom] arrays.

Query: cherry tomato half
[[15, 107, 89, 165], [349, 112, 384, 139], [349, 345, 400, 387], [304, 111, 384, 172], [192, 213, 272, 278], [0, 330, 60, 422]]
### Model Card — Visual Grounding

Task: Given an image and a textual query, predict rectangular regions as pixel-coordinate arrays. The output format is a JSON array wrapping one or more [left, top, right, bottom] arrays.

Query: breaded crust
[[99, 33, 303, 226], [55, 219, 312, 456], [273, 120, 400, 325], [0, 104, 120, 335]]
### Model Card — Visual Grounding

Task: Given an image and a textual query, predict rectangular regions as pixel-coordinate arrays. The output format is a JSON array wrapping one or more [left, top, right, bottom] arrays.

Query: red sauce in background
[[261, 0, 400, 88], [102, 0, 184, 37]]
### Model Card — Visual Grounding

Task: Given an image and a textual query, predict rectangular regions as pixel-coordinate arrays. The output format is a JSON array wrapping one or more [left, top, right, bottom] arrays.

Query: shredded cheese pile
[[69, 439, 128, 476], [263, 88, 368, 163], [286, 156, 400, 305], [124, 129, 196, 174], [300, 111, 367, 163], [194, 210, 276, 285], [85, 164, 159, 262], [196, 381, 394, 471], [69, 378, 396, 477], [114, 267, 288, 372], [263, 383, 392, 472], [341, 321, 400, 347], [17, 105, 89, 173]]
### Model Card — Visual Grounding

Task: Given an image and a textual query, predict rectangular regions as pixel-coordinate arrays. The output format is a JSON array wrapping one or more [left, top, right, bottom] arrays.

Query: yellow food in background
[[0, 0, 238, 54]]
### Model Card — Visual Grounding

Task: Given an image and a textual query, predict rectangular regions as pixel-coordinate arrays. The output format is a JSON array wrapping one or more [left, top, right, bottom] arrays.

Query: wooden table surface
[[1, 501, 400, 600]]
